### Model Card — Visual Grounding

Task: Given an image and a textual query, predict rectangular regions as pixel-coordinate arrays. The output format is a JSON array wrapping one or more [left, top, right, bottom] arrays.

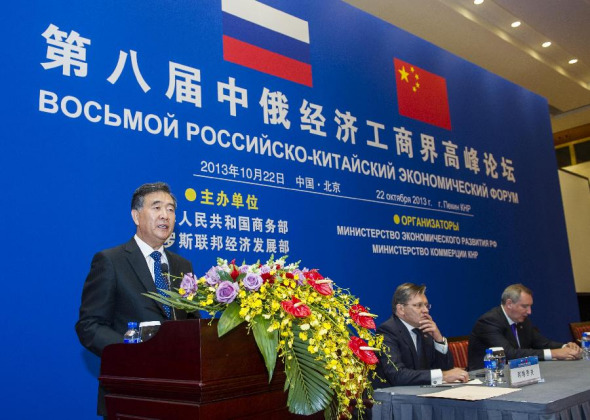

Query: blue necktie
[[511, 323, 520, 348], [150, 251, 171, 318]]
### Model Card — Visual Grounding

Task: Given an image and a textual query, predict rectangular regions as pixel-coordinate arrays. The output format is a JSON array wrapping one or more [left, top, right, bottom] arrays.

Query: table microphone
[[160, 262, 177, 320]]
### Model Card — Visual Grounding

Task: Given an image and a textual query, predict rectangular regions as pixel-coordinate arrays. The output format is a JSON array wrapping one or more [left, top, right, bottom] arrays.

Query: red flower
[[229, 260, 239, 280], [304, 269, 324, 281], [281, 297, 311, 318], [349, 304, 376, 329], [348, 336, 378, 365], [285, 272, 294, 279], [258, 264, 275, 284], [307, 277, 333, 296], [261, 272, 275, 284]]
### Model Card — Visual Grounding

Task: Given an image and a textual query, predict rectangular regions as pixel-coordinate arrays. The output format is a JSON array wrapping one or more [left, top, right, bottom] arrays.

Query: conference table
[[372, 360, 590, 420]]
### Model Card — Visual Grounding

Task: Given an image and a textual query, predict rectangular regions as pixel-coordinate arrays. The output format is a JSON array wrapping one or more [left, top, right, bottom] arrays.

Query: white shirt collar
[[398, 316, 419, 335], [134, 235, 168, 264]]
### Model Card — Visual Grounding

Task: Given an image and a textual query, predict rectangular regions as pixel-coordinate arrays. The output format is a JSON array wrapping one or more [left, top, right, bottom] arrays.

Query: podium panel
[[100, 319, 323, 419]]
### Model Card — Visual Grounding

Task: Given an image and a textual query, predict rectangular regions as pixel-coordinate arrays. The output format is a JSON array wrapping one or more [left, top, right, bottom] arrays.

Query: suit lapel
[[124, 239, 168, 317], [394, 317, 421, 369]]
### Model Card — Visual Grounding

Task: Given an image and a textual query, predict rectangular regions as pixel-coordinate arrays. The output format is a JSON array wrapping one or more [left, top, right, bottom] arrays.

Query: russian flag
[[221, 0, 312, 87]]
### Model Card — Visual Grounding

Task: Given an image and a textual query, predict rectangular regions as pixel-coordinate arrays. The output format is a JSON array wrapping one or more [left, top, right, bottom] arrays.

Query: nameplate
[[507, 356, 541, 387]]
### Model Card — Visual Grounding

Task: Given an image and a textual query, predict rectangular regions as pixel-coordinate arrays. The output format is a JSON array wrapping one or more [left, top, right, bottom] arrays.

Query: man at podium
[[75, 182, 196, 418]]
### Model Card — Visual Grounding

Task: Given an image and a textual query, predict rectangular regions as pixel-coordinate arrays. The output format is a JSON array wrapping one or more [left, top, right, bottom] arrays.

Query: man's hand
[[419, 314, 444, 343], [564, 342, 581, 351], [442, 368, 469, 383], [551, 345, 582, 360]]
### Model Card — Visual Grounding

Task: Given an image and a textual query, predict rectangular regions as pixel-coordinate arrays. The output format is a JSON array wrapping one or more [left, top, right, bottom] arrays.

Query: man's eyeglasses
[[403, 302, 432, 309]]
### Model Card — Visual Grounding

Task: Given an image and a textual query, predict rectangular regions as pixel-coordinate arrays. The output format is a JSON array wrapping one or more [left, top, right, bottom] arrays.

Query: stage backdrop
[[2, 1, 579, 418]]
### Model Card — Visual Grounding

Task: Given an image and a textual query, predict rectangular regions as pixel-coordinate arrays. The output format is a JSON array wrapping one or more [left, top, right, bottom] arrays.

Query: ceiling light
[[568, 58, 578, 64], [542, 41, 552, 48], [474, 0, 484, 5], [511, 21, 521, 28]]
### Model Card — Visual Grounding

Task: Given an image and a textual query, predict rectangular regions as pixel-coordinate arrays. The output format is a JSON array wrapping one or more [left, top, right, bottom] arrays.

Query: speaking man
[[374, 283, 469, 387], [468, 283, 581, 370], [75, 182, 197, 417]]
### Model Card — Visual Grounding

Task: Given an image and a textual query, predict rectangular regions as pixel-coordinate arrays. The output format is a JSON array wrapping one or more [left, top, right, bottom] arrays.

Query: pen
[[420, 384, 456, 388]]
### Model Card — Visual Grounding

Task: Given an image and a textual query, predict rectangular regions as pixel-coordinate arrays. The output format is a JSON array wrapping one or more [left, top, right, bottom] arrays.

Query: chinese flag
[[394, 58, 451, 130]]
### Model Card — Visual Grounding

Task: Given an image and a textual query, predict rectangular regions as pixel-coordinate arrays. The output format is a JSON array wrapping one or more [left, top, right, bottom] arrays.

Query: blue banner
[[3, 1, 578, 418]]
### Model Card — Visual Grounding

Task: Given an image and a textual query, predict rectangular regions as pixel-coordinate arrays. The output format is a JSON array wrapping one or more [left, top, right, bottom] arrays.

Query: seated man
[[374, 283, 468, 387], [468, 283, 581, 370]]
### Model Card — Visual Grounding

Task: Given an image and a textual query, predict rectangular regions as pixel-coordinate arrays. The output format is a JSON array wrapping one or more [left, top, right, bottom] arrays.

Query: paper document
[[422, 386, 520, 401]]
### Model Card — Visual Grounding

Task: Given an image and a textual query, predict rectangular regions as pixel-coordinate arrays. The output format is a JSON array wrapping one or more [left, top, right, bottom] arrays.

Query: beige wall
[[559, 169, 590, 293]]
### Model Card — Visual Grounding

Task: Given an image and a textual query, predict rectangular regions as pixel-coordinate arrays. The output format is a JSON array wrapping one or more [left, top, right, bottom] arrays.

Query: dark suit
[[468, 306, 564, 370], [374, 315, 454, 387], [75, 237, 196, 415]]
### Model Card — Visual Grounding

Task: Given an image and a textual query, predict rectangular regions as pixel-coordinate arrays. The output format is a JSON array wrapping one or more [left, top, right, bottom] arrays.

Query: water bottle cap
[[128, 321, 138, 328], [486, 348, 493, 354]]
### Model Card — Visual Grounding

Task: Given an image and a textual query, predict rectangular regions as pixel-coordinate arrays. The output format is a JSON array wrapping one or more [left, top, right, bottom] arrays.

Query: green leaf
[[217, 301, 244, 336], [284, 331, 333, 415], [251, 316, 278, 382], [323, 396, 339, 420], [218, 271, 235, 282]]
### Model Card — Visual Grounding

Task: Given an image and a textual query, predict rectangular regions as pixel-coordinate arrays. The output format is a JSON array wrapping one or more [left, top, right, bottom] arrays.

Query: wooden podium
[[100, 319, 323, 419]]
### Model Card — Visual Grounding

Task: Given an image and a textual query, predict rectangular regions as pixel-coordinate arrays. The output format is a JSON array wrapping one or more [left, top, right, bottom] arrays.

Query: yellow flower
[[300, 323, 310, 331]]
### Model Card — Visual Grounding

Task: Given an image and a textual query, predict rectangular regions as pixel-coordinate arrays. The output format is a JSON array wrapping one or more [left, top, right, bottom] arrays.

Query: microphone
[[161, 263, 170, 287], [160, 262, 176, 320]]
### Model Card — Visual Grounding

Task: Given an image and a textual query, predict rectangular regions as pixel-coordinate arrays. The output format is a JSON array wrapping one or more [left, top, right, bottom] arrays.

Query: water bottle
[[483, 348, 497, 386], [582, 332, 590, 361], [123, 321, 140, 343]]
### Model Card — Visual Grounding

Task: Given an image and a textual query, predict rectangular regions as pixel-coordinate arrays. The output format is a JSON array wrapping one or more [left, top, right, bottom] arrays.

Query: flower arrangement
[[145, 256, 384, 419]]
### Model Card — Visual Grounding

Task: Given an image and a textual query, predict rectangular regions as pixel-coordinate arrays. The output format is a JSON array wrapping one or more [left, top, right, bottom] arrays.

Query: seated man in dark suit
[[468, 283, 581, 370], [75, 182, 197, 418], [374, 283, 469, 387]]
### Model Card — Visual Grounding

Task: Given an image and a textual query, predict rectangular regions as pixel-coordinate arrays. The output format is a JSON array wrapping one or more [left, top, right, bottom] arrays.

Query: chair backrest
[[569, 321, 590, 342], [448, 336, 469, 370]]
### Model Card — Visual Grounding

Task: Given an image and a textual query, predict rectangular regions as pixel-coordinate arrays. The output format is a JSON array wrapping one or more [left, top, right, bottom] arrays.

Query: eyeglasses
[[403, 302, 432, 310]]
